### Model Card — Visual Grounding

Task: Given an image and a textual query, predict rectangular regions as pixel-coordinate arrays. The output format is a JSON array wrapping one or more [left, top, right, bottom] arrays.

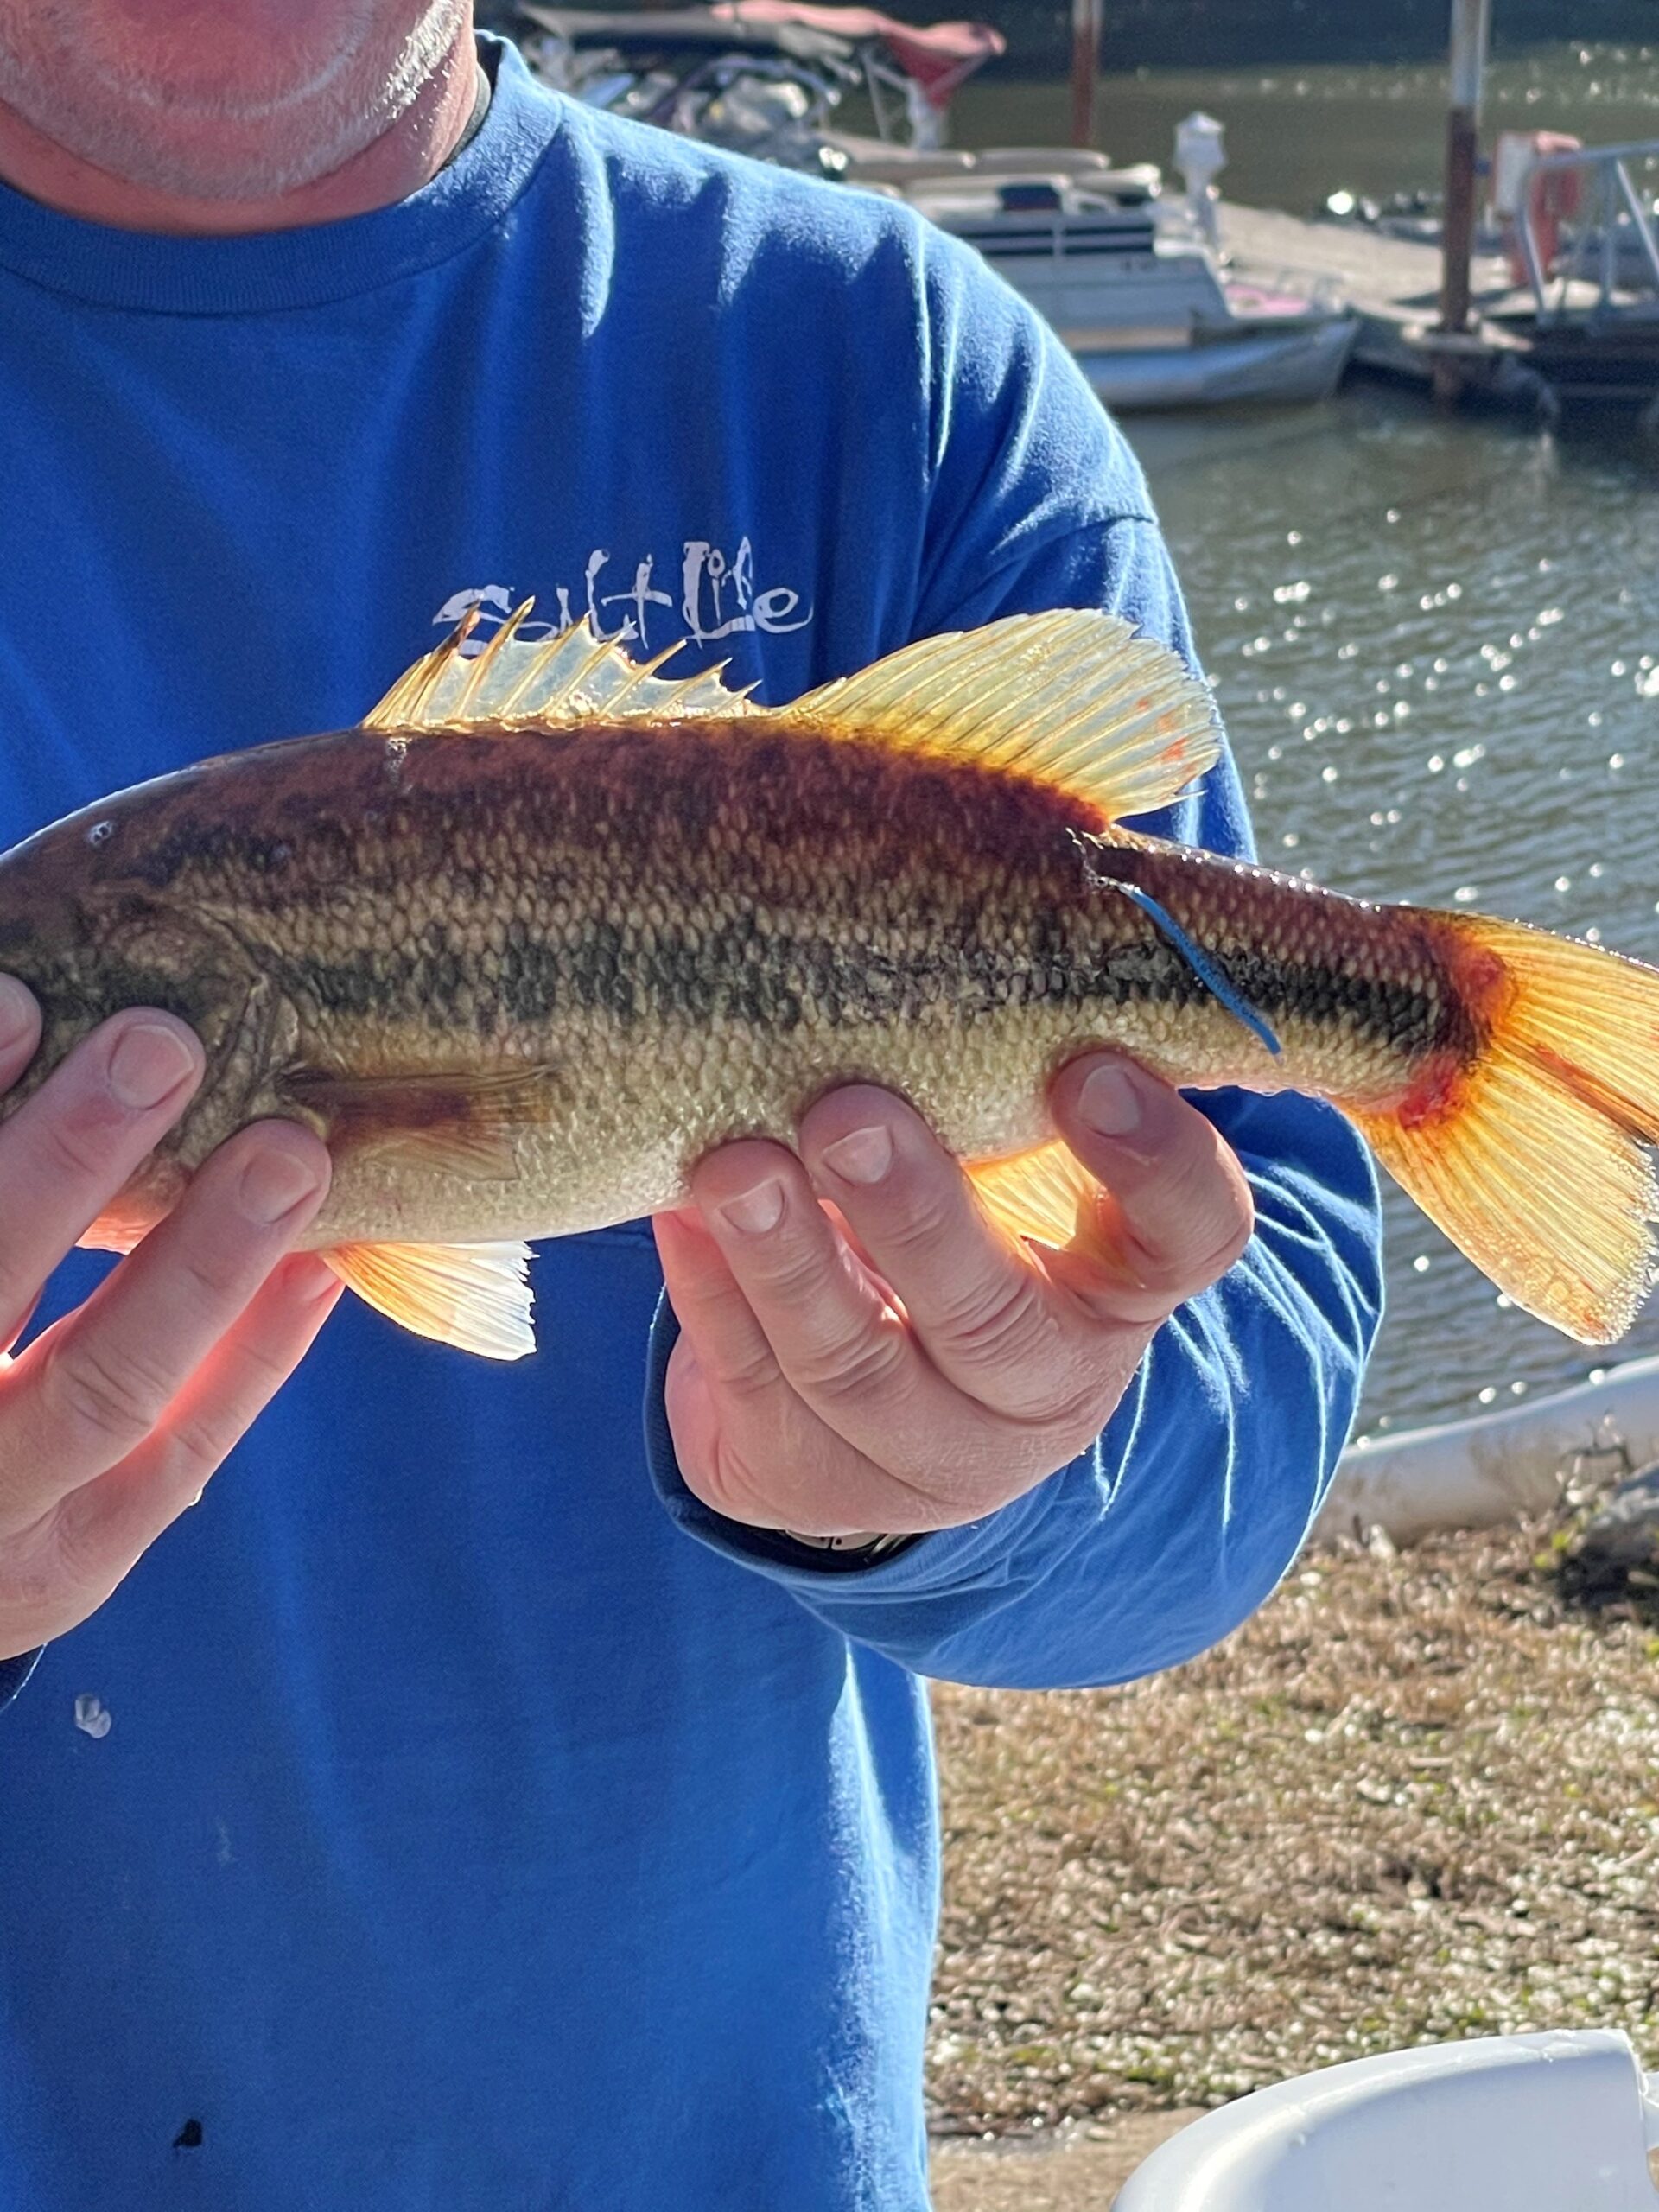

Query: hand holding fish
[[0, 987, 338, 1662], [654, 1054, 1254, 1539]]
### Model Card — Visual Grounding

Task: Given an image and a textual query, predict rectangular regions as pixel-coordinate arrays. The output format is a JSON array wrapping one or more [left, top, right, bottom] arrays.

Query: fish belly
[[291, 998, 1118, 1250]]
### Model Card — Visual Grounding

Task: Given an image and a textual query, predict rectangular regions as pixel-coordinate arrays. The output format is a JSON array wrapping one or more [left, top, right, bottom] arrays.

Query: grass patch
[[928, 1520, 1659, 2133]]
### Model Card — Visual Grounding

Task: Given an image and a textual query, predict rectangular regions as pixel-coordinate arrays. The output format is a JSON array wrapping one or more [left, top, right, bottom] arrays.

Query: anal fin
[[968, 1142, 1111, 1269], [326, 1240, 536, 1360]]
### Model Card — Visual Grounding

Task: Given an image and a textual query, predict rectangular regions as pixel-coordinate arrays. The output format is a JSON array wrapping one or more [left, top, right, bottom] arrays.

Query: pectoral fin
[[325, 1239, 536, 1360], [281, 1064, 556, 1184]]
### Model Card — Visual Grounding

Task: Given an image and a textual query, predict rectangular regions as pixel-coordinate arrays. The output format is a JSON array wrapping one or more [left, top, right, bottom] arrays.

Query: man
[[0, 3, 1382, 2204]]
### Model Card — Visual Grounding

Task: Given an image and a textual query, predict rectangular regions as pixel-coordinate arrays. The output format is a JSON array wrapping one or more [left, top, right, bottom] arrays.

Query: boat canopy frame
[[1514, 137, 1659, 327]]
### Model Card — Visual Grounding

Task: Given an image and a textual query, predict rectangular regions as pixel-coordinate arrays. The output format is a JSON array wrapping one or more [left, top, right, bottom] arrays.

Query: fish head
[[0, 780, 281, 1210]]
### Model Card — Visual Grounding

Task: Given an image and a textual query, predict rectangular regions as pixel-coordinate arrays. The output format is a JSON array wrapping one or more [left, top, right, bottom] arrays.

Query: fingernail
[[0, 976, 34, 1053], [1078, 1061, 1143, 1138], [821, 1124, 893, 1185], [719, 1178, 785, 1236], [238, 1147, 324, 1226], [107, 1021, 198, 1110]]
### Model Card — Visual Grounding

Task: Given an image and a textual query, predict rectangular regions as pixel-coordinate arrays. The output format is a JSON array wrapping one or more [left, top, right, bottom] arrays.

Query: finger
[[653, 1207, 946, 1534], [0, 1007, 203, 1345], [0, 1292, 41, 1363], [653, 1208, 787, 1518], [0, 1118, 330, 1527], [1049, 1054, 1255, 1325], [653, 1201, 788, 1406], [0, 976, 41, 1092], [800, 1085, 1095, 1425], [52, 1253, 342, 1587], [682, 1137, 961, 1452]]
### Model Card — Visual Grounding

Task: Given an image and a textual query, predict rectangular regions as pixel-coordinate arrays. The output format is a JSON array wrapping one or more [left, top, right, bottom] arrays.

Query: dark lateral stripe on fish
[[78, 807, 1466, 1067], [256, 915, 1456, 1063]]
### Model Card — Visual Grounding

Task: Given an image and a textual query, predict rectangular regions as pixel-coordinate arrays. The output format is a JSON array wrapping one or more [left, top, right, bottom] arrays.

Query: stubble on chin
[[0, 0, 468, 199]]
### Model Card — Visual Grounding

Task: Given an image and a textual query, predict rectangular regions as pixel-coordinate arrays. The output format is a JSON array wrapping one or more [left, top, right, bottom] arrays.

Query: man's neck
[[0, 22, 478, 236]]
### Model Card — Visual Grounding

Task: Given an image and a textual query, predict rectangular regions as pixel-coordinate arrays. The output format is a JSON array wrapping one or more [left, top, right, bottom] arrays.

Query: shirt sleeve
[[644, 249, 1383, 1688]]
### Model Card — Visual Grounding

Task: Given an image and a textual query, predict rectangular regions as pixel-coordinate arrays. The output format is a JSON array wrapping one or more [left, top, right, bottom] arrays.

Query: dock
[[1218, 200, 1548, 400]]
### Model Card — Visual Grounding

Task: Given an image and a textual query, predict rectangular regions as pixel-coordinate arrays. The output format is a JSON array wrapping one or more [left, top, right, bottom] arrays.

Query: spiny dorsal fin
[[776, 611, 1220, 823], [324, 1238, 535, 1360], [363, 602, 757, 734]]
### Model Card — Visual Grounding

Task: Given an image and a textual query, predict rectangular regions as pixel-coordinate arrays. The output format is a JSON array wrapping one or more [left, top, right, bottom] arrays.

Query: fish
[[1, 603, 1656, 1359]]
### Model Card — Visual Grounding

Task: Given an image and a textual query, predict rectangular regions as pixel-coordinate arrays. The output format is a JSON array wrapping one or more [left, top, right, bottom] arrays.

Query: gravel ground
[[926, 1516, 1659, 2137], [931, 2112, 1200, 2209]]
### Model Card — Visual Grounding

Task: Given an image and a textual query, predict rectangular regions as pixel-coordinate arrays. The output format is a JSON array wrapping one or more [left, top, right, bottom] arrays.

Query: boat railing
[[1515, 138, 1659, 326], [858, 44, 938, 148]]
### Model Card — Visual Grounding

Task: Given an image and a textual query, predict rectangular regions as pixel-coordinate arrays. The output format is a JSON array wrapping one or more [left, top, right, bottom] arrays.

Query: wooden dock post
[[1069, 0, 1101, 149], [1436, 0, 1491, 400]]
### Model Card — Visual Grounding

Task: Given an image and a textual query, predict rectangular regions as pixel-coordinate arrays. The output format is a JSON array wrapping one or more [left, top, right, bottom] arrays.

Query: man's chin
[[0, 0, 467, 204], [0, 95, 381, 200]]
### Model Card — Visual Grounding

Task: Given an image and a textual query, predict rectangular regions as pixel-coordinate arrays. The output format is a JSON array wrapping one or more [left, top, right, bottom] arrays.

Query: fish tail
[[1351, 915, 1659, 1345]]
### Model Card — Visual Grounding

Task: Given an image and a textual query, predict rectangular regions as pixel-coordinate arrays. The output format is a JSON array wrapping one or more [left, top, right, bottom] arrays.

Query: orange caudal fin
[[1351, 916, 1659, 1346]]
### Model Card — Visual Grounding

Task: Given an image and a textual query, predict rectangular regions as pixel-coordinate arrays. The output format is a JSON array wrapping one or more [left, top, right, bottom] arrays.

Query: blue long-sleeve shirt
[[0, 38, 1380, 2209]]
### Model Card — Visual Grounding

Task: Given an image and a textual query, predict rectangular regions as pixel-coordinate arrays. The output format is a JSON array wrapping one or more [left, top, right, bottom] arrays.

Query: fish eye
[[86, 819, 115, 846]]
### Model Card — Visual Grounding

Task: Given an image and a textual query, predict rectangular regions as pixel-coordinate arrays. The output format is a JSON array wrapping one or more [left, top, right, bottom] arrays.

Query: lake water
[[957, 46, 1659, 1435], [1137, 391, 1659, 1440], [953, 41, 1659, 214]]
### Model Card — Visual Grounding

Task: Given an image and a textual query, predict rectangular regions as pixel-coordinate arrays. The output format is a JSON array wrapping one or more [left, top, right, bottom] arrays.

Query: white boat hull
[[1315, 1351, 1659, 1546], [1071, 313, 1358, 410]]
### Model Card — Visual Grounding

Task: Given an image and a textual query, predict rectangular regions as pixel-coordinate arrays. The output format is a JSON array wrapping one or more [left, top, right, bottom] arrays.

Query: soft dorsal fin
[[776, 610, 1220, 823], [363, 601, 757, 734]]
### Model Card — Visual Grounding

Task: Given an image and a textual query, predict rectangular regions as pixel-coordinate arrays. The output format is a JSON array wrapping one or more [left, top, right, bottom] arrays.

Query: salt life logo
[[435, 537, 812, 658]]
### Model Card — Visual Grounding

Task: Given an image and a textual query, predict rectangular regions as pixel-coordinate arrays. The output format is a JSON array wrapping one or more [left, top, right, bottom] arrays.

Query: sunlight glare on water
[[1128, 388, 1659, 1436]]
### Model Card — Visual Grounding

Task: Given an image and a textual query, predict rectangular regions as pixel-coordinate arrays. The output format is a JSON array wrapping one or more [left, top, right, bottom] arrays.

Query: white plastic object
[[1114, 2031, 1659, 2210], [1491, 129, 1583, 216], [1173, 111, 1226, 195], [1315, 1350, 1659, 1547]]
